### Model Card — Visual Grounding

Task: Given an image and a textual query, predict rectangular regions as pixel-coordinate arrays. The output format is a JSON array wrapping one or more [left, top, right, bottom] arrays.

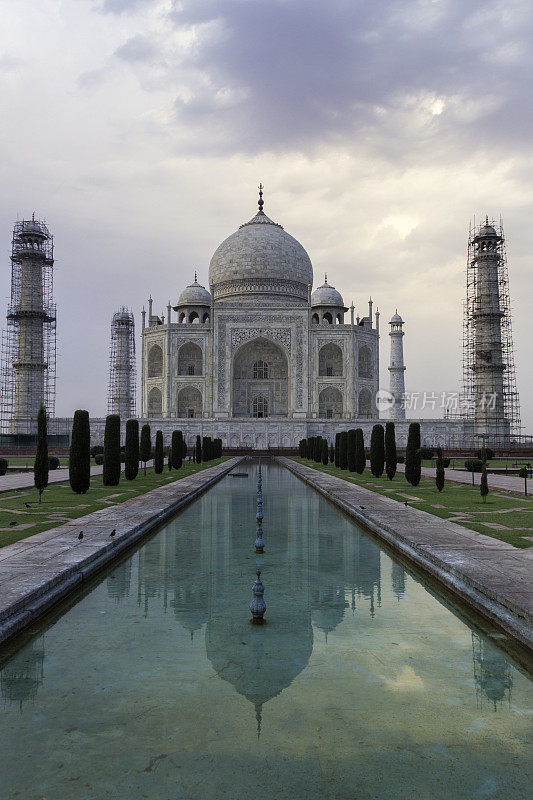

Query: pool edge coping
[[277, 457, 532, 653], [0, 457, 245, 647]]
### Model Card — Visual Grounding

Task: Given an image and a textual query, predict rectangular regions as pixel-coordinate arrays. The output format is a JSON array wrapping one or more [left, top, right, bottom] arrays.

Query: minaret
[[388, 311, 406, 420], [1, 217, 56, 434], [471, 219, 506, 441], [107, 308, 136, 418]]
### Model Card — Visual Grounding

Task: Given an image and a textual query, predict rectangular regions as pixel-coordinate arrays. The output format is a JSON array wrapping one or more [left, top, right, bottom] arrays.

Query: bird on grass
[[78, 531, 84, 540], [9, 521, 17, 527], [24, 502, 31, 508], [110, 529, 116, 538], [404, 501, 408, 507]]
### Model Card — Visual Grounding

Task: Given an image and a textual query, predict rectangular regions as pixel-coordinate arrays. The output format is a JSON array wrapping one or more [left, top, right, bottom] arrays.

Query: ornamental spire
[[258, 183, 264, 213]]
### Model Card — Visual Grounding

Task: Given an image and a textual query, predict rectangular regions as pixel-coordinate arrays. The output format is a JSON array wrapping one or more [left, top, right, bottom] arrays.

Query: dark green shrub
[[329, 443, 334, 463], [34, 404, 49, 503], [139, 424, 151, 475], [339, 431, 348, 470], [480, 466, 489, 503], [370, 424, 385, 478], [172, 431, 183, 469], [334, 433, 340, 468], [168, 448, 172, 471], [48, 456, 60, 470], [518, 466, 528, 478], [321, 438, 328, 465], [476, 448, 494, 461], [435, 448, 445, 493], [195, 435, 202, 463], [419, 447, 434, 459], [154, 430, 164, 474], [94, 453, 104, 465], [103, 414, 121, 486], [124, 419, 139, 481], [203, 436, 212, 462], [465, 459, 483, 473], [443, 458, 450, 468], [385, 422, 397, 481], [347, 429, 356, 472], [299, 439, 305, 458], [0, 458, 8, 475], [355, 429, 365, 474], [405, 423, 421, 486], [69, 410, 91, 493], [90, 445, 103, 457], [397, 455, 405, 464]]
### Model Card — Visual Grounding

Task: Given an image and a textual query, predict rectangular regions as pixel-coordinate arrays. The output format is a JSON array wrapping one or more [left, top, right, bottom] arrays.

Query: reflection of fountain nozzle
[[254, 525, 265, 553], [250, 569, 266, 624]]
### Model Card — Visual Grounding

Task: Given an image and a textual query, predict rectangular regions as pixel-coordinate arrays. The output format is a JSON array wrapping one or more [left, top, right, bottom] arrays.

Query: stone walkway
[[0, 460, 156, 494], [279, 458, 532, 651], [0, 457, 243, 646], [396, 462, 527, 493]]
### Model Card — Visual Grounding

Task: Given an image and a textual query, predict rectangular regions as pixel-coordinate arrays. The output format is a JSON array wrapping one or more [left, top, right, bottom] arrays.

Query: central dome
[[209, 202, 313, 305]]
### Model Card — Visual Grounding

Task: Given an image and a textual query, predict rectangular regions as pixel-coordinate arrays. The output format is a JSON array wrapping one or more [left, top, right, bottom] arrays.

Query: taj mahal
[[138, 188, 470, 450]]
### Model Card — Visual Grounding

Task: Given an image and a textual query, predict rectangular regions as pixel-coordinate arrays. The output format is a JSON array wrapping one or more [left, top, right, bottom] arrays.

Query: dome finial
[[486, 214, 489, 225], [194, 270, 197, 282], [258, 183, 264, 213], [324, 273, 328, 284]]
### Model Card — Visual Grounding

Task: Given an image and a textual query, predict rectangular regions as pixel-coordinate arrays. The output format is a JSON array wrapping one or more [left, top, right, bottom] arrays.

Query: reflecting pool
[[0, 462, 531, 799]]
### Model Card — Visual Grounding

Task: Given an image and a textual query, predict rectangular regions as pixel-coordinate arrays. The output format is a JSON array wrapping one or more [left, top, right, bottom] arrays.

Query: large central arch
[[232, 337, 289, 418]]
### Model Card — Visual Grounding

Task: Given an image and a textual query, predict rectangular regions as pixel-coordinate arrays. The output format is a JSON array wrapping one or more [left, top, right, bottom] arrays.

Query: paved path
[[280, 458, 532, 651], [394, 463, 527, 493], [0, 461, 156, 494], [0, 457, 243, 645]]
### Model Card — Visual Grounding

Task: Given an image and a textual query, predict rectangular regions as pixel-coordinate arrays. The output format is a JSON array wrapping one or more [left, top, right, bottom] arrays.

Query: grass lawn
[[292, 458, 533, 549], [0, 458, 228, 548], [421, 458, 531, 471], [0, 457, 70, 469]]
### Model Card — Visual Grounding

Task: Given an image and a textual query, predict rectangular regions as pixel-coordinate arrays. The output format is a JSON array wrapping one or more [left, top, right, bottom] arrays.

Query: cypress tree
[[183, 438, 188, 459], [405, 422, 421, 486], [480, 465, 489, 503], [314, 437, 321, 463], [139, 423, 151, 476], [154, 430, 164, 474], [172, 430, 183, 470], [195, 434, 202, 463], [334, 433, 340, 468], [103, 414, 121, 486], [34, 404, 49, 503], [355, 428, 365, 474], [329, 442, 334, 463], [168, 448, 172, 471], [321, 438, 328, 465], [203, 436, 212, 461], [370, 424, 385, 478], [347, 429, 357, 472], [435, 447, 445, 493], [69, 409, 90, 494], [124, 419, 139, 481], [385, 421, 397, 481], [339, 431, 348, 470]]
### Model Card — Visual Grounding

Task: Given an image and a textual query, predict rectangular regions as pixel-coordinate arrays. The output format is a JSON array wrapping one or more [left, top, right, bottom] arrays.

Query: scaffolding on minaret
[[461, 217, 521, 444], [0, 218, 56, 435], [107, 307, 136, 419]]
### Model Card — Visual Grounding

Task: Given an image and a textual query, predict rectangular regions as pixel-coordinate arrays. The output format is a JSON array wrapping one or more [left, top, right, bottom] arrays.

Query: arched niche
[[232, 337, 288, 418], [177, 386, 202, 418], [318, 387, 343, 419], [147, 386, 162, 416], [312, 313, 319, 324], [147, 344, 163, 377], [318, 343, 343, 377], [358, 346, 372, 378], [177, 342, 203, 376], [358, 388, 372, 417]]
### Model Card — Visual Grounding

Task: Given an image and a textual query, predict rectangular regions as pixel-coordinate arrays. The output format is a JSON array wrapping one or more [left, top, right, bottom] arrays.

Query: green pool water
[[0, 461, 531, 800]]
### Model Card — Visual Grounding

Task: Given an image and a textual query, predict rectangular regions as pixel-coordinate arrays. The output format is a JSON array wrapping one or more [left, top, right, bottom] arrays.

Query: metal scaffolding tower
[[0, 217, 56, 435], [461, 217, 521, 445], [108, 307, 136, 418]]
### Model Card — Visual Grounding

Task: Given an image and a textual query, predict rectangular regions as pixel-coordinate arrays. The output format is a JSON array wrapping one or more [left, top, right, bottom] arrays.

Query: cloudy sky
[[1, 0, 532, 429]]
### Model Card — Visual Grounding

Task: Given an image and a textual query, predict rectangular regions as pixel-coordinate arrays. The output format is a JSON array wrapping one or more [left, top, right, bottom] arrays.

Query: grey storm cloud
[[100, 0, 533, 157]]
